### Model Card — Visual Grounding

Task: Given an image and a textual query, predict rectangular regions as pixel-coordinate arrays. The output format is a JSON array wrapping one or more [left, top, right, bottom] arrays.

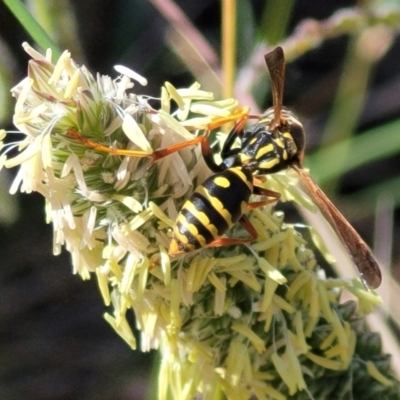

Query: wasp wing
[[293, 165, 382, 289]]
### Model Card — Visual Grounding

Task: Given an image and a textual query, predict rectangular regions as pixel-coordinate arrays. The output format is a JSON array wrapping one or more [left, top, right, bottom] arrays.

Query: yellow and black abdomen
[[168, 166, 253, 256]]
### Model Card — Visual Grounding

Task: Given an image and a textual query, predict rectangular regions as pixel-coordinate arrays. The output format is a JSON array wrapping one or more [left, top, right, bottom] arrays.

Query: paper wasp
[[168, 47, 381, 289], [66, 47, 382, 289]]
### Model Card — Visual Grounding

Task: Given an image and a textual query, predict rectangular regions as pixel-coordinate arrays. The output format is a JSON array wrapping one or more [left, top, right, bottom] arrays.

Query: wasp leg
[[67, 128, 206, 162], [220, 115, 248, 158], [253, 176, 266, 185], [203, 188, 280, 250], [203, 214, 258, 248], [197, 132, 226, 173], [246, 187, 280, 210], [151, 136, 205, 161], [199, 108, 253, 172], [66, 128, 153, 157], [205, 106, 250, 132]]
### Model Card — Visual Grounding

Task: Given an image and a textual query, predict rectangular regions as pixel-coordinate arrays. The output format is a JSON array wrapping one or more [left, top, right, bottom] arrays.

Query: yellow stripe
[[184, 201, 219, 240], [195, 185, 234, 226], [186, 225, 206, 246], [177, 213, 188, 227], [258, 157, 280, 170], [275, 137, 285, 148], [283, 132, 293, 140], [174, 215, 190, 244], [173, 230, 188, 245], [255, 143, 274, 160], [229, 167, 253, 192], [175, 214, 207, 247], [240, 154, 252, 164], [214, 176, 230, 188]]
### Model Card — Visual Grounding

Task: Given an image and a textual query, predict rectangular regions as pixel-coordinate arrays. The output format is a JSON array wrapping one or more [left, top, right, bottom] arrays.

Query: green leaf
[[4, 0, 60, 58], [306, 118, 400, 184]]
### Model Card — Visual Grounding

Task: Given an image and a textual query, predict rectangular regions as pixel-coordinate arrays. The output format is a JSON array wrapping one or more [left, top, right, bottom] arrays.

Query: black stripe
[[180, 207, 217, 244], [189, 193, 229, 236], [176, 167, 253, 248], [202, 168, 252, 223], [175, 217, 203, 249]]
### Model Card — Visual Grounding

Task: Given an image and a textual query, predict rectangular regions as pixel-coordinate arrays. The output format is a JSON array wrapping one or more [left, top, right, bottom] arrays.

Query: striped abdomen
[[168, 166, 253, 256]]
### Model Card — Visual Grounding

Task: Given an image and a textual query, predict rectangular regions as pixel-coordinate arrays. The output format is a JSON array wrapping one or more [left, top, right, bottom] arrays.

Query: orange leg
[[251, 186, 281, 206], [253, 176, 266, 185], [205, 106, 250, 132], [152, 136, 205, 161], [202, 186, 281, 249], [66, 106, 255, 162], [203, 188, 281, 249], [203, 214, 258, 248], [66, 128, 206, 162], [246, 199, 276, 210], [205, 106, 264, 133]]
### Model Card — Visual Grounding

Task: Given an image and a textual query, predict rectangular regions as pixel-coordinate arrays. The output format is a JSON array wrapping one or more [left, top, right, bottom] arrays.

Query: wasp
[[169, 47, 382, 289], [167, 50, 303, 257], [67, 47, 382, 289]]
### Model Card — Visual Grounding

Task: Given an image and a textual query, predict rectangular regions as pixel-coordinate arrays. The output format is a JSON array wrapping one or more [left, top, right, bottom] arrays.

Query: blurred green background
[[1, 0, 400, 399]]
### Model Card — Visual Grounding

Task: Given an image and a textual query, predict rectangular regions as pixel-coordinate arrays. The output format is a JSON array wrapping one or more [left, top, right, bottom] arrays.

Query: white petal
[[45, 48, 52, 63], [165, 82, 185, 110], [112, 224, 149, 258], [9, 167, 24, 194], [180, 116, 213, 128], [112, 195, 143, 213], [176, 88, 214, 100], [22, 42, 46, 61], [4, 136, 42, 168], [190, 103, 231, 117], [160, 87, 170, 113], [155, 110, 194, 140], [48, 50, 71, 84], [122, 114, 152, 153], [0, 154, 7, 171], [104, 116, 123, 135], [64, 69, 81, 99], [114, 65, 148, 86], [62, 153, 88, 194], [14, 78, 33, 118], [82, 206, 97, 246], [41, 133, 53, 169]]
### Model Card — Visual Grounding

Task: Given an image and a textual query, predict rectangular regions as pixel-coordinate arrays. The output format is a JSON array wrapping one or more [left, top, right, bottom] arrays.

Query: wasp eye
[[289, 121, 305, 154]]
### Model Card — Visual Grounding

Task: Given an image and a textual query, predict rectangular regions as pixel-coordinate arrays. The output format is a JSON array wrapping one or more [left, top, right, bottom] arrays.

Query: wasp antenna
[[265, 47, 285, 129]]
